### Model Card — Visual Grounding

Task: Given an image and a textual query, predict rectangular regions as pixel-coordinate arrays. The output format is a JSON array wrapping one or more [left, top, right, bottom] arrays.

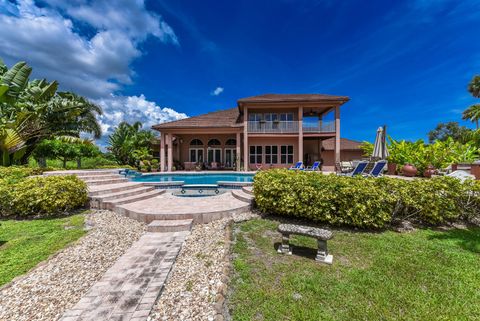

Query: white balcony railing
[[247, 120, 335, 133], [248, 121, 299, 133]]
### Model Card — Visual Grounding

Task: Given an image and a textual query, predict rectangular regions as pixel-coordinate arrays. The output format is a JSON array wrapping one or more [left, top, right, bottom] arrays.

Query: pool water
[[131, 173, 254, 185]]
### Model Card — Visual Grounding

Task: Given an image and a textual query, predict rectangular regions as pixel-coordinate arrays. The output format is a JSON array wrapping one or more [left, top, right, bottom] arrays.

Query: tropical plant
[[0, 59, 102, 166], [462, 75, 480, 128], [359, 141, 373, 157], [107, 121, 155, 166]]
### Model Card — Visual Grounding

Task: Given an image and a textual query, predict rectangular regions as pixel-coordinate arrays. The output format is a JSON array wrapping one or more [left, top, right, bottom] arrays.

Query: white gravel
[[0, 210, 145, 321], [149, 211, 259, 321]]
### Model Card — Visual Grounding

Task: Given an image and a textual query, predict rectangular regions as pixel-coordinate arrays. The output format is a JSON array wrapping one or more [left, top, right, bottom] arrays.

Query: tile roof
[[322, 137, 362, 151], [237, 93, 349, 104], [152, 108, 241, 129]]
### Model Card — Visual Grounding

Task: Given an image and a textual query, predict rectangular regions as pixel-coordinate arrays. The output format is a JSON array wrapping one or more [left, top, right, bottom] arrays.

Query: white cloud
[[0, 0, 187, 147], [95, 94, 188, 146], [211, 87, 224, 96]]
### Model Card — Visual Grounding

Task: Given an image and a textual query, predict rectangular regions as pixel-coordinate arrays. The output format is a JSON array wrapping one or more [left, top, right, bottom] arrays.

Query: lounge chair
[[365, 160, 387, 177], [289, 161, 304, 170], [304, 161, 321, 171], [340, 161, 368, 176]]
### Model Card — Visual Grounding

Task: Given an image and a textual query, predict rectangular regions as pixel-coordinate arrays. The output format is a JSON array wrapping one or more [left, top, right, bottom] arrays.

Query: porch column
[[160, 132, 165, 172], [236, 132, 241, 172], [298, 106, 303, 163], [335, 106, 341, 163], [176, 136, 181, 164], [167, 133, 173, 172], [243, 107, 248, 172]]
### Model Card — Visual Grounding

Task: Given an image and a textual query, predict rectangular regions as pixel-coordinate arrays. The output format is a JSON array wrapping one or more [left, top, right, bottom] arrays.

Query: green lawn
[[0, 213, 86, 286], [229, 219, 480, 321]]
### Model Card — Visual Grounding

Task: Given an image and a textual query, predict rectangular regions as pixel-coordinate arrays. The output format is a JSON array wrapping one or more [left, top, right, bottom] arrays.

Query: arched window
[[190, 139, 203, 146], [225, 138, 236, 146], [208, 138, 221, 146]]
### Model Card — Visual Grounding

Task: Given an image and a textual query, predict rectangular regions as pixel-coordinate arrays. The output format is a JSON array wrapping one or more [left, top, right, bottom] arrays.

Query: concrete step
[[80, 174, 125, 181], [85, 178, 129, 186], [88, 182, 144, 197], [242, 186, 253, 195], [146, 219, 194, 232], [92, 186, 155, 202], [45, 170, 121, 176], [231, 189, 254, 204], [102, 189, 166, 210]]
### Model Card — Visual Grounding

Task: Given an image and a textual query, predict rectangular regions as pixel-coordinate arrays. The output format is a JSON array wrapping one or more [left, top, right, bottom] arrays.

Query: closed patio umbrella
[[372, 126, 389, 159]]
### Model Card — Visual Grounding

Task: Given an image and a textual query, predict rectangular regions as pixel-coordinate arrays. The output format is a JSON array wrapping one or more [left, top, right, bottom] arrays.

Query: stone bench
[[277, 224, 333, 264]]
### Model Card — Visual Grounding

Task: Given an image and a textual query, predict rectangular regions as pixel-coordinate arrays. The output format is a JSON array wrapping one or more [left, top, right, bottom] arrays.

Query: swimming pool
[[131, 173, 254, 186]]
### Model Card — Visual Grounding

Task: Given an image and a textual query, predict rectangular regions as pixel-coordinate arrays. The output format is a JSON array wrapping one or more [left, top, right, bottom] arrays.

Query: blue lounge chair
[[304, 161, 321, 171], [341, 161, 368, 176], [365, 160, 387, 177], [289, 161, 304, 170]]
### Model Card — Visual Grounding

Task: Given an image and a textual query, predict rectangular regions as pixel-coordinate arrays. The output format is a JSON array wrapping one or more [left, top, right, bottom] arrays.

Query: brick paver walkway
[[60, 231, 189, 321]]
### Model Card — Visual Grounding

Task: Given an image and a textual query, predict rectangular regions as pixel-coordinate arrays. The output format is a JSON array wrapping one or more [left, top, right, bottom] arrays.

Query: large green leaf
[[1, 61, 32, 99]]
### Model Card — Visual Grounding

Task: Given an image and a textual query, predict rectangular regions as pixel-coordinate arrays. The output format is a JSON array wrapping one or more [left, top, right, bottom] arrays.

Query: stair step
[[242, 186, 253, 195], [80, 175, 125, 181], [92, 186, 155, 202], [231, 189, 254, 204], [86, 178, 129, 186], [147, 219, 193, 232], [88, 182, 143, 196], [45, 170, 121, 176], [102, 189, 165, 210]]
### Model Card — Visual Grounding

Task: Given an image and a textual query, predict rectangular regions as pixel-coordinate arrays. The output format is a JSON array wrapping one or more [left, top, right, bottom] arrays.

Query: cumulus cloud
[[211, 87, 224, 96], [0, 0, 187, 147], [95, 95, 188, 146]]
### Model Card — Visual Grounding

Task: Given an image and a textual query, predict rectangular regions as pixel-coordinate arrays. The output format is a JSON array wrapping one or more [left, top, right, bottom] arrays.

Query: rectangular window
[[249, 145, 262, 164], [248, 113, 263, 121], [281, 145, 294, 164], [190, 148, 204, 163], [264, 113, 278, 121], [265, 145, 278, 164], [280, 113, 294, 121]]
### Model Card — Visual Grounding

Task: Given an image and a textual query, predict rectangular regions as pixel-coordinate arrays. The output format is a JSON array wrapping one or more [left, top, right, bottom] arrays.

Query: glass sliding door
[[225, 148, 237, 168]]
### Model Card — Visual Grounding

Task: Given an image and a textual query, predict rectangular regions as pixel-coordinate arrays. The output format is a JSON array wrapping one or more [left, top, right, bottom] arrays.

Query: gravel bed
[[149, 211, 259, 321], [0, 210, 145, 321]]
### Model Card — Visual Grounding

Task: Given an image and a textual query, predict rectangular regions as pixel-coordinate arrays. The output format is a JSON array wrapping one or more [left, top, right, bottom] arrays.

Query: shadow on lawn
[[427, 228, 480, 254], [273, 242, 318, 260]]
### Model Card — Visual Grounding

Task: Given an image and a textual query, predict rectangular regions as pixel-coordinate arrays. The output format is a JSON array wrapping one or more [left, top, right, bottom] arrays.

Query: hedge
[[0, 173, 88, 217], [253, 169, 480, 228]]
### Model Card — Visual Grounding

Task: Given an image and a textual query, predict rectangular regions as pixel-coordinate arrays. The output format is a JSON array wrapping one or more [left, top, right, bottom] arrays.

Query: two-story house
[[152, 94, 363, 172]]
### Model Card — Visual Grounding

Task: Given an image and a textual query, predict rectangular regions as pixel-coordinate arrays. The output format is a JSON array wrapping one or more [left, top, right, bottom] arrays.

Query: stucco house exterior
[[152, 94, 363, 172]]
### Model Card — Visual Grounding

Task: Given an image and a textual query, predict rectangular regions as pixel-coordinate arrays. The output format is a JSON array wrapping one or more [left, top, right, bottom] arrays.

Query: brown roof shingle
[[152, 108, 241, 130], [322, 138, 362, 151], [238, 93, 349, 104]]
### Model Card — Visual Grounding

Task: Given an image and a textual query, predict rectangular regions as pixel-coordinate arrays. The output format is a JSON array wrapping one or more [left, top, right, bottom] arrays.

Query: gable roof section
[[152, 108, 241, 130], [238, 93, 349, 104], [322, 138, 362, 151]]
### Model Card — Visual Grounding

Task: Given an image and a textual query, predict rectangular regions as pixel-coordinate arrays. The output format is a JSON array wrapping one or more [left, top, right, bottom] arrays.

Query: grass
[[229, 219, 480, 321], [0, 213, 86, 286]]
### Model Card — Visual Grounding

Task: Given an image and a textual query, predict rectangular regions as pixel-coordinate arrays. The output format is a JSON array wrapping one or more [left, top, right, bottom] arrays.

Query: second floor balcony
[[247, 120, 335, 134]]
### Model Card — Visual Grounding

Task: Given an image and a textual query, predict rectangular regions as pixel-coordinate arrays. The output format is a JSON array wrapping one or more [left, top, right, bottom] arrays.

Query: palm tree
[[108, 121, 155, 166], [462, 75, 480, 129], [0, 60, 103, 165]]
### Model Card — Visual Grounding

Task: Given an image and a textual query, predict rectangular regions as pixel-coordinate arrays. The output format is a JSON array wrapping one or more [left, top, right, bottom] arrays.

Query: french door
[[189, 148, 204, 163], [207, 148, 222, 163], [224, 148, 237, 168]]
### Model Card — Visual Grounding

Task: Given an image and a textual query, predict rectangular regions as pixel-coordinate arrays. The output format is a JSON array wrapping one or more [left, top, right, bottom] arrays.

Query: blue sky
[[1, 0, 480, 144]]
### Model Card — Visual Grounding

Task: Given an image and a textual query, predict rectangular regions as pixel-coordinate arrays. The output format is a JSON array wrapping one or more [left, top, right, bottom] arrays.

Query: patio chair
[[289, 161, 304, 170], [364, 160, 387, 177], [335, 161, 353, 174], [304, 161, 321, 171], [340, 161, 368, 176]]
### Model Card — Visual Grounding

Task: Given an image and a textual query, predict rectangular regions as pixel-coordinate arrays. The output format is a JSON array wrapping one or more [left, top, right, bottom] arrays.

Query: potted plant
[[402, 163, 417, 177], [423, 165, 436, 178]]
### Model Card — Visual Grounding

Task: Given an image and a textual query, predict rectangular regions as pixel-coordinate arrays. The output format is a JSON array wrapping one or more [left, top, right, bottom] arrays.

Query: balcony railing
[[247, 120, 335, 133]]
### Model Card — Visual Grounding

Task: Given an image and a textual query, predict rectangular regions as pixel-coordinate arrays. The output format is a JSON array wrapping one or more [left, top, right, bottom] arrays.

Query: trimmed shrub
[[253, 169, 480, 228], [0, 175, 88, 217]]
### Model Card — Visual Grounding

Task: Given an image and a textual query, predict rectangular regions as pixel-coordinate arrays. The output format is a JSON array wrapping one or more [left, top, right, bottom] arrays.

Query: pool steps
[[45, 170, 254, 232]]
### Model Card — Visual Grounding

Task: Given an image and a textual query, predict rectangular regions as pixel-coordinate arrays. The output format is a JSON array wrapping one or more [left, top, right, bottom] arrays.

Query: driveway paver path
[[60, 231, 189, 321]]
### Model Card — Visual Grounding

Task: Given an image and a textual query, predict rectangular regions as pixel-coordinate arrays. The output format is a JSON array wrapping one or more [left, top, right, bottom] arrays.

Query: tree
[[0, 59, 102, 166], [107, 121, 155, 166], [428, 122, 472, 143], [33, 139, 100, 168], [462, 75, 480, 128]]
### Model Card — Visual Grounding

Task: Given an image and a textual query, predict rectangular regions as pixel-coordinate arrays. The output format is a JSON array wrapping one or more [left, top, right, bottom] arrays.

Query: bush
[[0, 175, 88, 217], [253, 169, 480, 228], [0, 166, 43, 183]]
